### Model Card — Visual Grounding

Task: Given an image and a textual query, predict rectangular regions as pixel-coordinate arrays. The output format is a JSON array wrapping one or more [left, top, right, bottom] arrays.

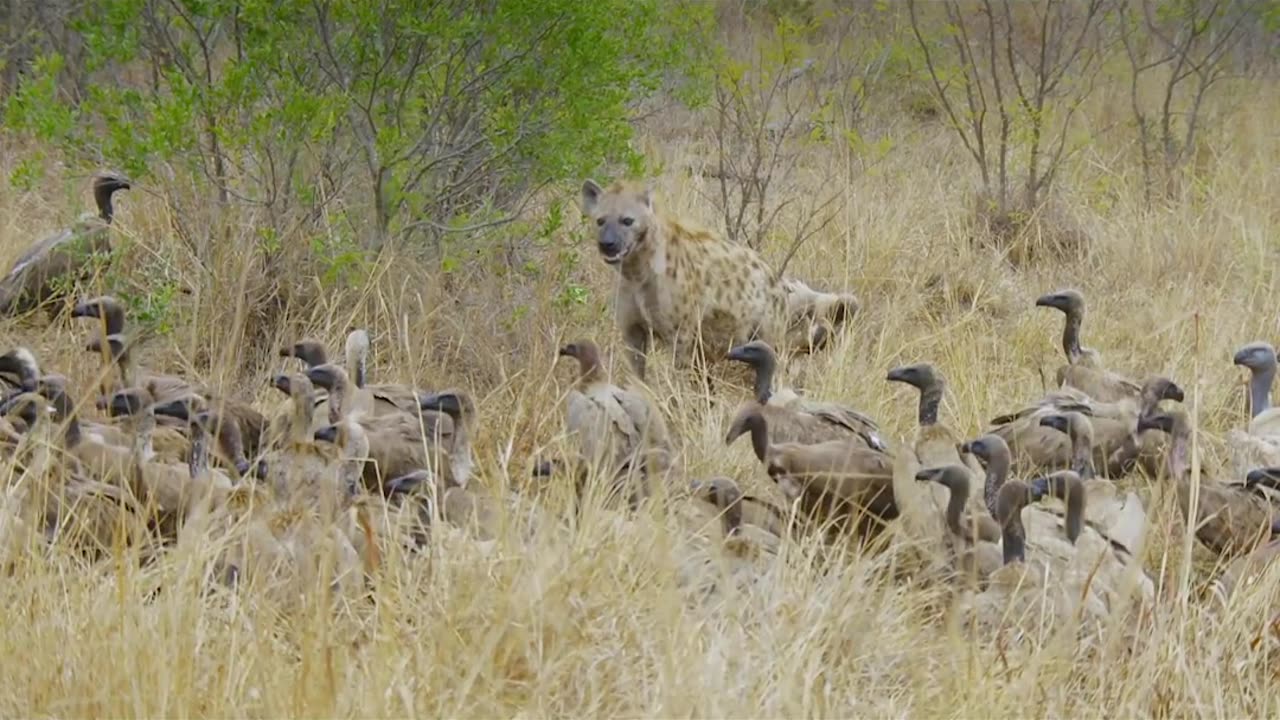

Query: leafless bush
[[708, 11, 889, 276], [908, 0, 1109, 261], [1120, 0, 1265, 206]]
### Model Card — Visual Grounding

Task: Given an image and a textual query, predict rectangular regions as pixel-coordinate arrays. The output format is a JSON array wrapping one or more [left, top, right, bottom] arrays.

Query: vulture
[[151, 391, 266, 462], [725, 340, 886, 451], [279, 339, 331, 369], [726, 407, 897, 541], [0, 173, 131, 316], [1227, 341, 1280, 479], [990, 376, 1183, 478], [304, 360, 421, 425], [1138, 407, 1280, 558], [257, 373, 343, 510], [914, 465, 1002, 583], [417, 390, 476, 490], [2, 392, 138, 560], [340, 328, 427, 414], [111, 389, 236, 540], [557, 340, 674, 505], [958, 469, 1155, 637], [886, 362, 985, 514], [1212, 517, 1280, 602], [689, 476, 787, 545], [83, 332, 194, 405], [384, 391, 510, 545], [1036, 289, 1142, 403]]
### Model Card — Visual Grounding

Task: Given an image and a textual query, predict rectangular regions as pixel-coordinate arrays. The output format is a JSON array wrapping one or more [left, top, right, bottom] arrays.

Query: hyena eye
[[596, 217, 606, 227], [621, 217, 635, 227]]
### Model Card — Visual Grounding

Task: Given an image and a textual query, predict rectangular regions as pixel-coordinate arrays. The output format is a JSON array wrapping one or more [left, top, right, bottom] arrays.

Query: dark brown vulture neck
[[94, 181, 121, 223], [751, 354, 777, 405], [1068, 419, 1095, 481], [982, 449, 1010, 520], [1249, 366, 1275, 419], [1062, 307, 1084, 363], [940, 472, 970, 539], [918, 380, 943, 426], [575, 344, 605, 386]]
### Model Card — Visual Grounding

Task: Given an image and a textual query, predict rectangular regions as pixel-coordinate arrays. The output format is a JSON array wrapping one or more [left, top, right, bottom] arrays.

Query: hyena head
[[581, 179, 655, 266]]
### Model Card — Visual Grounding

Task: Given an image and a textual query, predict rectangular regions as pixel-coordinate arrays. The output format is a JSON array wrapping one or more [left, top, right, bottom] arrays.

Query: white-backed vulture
[[258, 373, 343, 510], [991, 376, 1184, 478], [886, 362, 985, 512], [1138, 408, 1279, 558], [914, 465, 1002, 582], [1212, 518, 1280, 602], [417, 390, 475, 490], [121, 395, 236, 540], [304, 361, 420, 424], [726, 340, 886, 451], [0, 173, 130, 316], [1227, 341, 1280, 479], [83, 331, 195, 406], [689, 475, 786, 553], [279, 339, 330, 369], [104, 386, 193, 462], [3, 393, 141, 560], [151, 391, 266, 461], [0, 347, 41, 394], [726, 406, 897, 541], [558, 340, 674, 504], [1035, 289, 1142, 402], [958, 470, 1155, 637]]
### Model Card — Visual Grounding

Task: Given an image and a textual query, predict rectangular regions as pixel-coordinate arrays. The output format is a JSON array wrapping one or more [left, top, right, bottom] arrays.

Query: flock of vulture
[[0, 174, 1278, 638]]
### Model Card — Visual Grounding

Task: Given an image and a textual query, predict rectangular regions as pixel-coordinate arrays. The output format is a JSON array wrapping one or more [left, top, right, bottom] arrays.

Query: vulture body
[[1139, 408, 1280, 558], [726, 407, 897, 541], [726, 340, 886, 452], [1227, 342, 1280, 480], [0, 173, 130, 316], [886, 363, 985, 515], [558, 340, 673, 505], [1036, 289, 1142, 403]]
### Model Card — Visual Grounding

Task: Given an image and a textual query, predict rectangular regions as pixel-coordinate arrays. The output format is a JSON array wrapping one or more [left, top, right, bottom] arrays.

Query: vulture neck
[[942, 477, 970, 539], [94, 183, 117, 223], [1070, 427, 1096, 480], [290, 392, 315, 444], [1249, 366, 1275, 419], [575, 351, 605, 387], [917, 384, 942, 426], [982, 454, 1009, 520], [51, 393, 83, 449], [1166, 416, 1191, 480], [1002, 513, 1026, 564], [1062, 309, 1084, 363], [325, 376, 349, 424], [720, 494, 744, 536], [751, 358, 777, 405], [131, 411, 156, 463]]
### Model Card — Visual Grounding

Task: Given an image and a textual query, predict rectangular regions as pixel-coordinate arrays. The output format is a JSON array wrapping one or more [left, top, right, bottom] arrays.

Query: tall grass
[[0, 51, 1279, 718]]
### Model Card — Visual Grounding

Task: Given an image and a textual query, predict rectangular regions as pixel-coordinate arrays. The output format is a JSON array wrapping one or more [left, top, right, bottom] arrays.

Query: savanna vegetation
[[1, 0, 1280, 715]]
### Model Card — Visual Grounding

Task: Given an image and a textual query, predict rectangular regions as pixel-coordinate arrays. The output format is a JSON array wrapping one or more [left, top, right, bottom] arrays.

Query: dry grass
[[1, 63, 1280, 718]]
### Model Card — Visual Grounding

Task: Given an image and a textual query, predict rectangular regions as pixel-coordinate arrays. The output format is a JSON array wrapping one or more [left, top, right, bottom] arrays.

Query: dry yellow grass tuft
[[0, 74, 1279, 717]]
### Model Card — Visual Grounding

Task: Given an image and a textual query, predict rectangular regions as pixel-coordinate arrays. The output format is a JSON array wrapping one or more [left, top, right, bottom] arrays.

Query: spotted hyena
[[581, 179, 856, 380]]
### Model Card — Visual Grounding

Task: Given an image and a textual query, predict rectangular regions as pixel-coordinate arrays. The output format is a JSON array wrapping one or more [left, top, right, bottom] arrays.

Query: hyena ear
[[639, 183, 654, 211], [582, 180, 603, 214]]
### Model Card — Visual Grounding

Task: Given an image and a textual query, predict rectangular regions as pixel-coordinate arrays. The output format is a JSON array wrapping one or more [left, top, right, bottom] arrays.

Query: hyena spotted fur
[[582, 179, 858, 380]]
